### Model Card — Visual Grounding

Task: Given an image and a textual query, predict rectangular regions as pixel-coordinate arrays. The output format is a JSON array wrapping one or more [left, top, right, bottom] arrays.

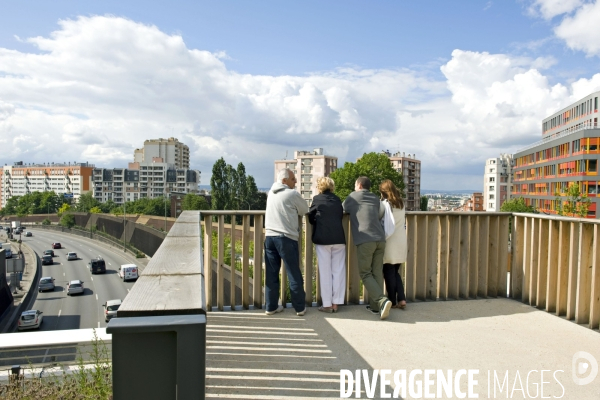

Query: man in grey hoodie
[[342, 176, 392, 320], [264, 168, 310, 316]]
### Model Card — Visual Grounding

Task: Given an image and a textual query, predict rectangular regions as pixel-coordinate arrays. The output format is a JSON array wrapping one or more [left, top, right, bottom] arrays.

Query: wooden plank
[[487, 216, 499, 298], [477, 215, 489, 298], [575, 222, 594, 324], [217, 215, 225, 311], [448, 215, 461, 299], [511, 216, 524, 300], [556, 220, 570, 316], [536, 219, 549, 309], [528, 218, 539, 306], [469, 215, 479, 299], [590, 225, 600, 329], [242, 215, 250, 310], [230, 216, 237, 308], [304, 218, 314, 307], [118, 275, 205, 317], [253, 215, 263, 309], [566, 222, 580, 320], [522, 218, 531, 303], [203, 214, 213, 311], [497, 215, 509, 298], [438, 215, 448, 300], [405, 214, 417, 302], [345, 215, 360, 304], [143, 236, 205, 276], [176, 212, 204, 223], [415, 215, 428, 301], [459, 215, 470, 299], [167, 222, 202, 237], [545, 219, 559, 313], [426, 215, 438, 300]]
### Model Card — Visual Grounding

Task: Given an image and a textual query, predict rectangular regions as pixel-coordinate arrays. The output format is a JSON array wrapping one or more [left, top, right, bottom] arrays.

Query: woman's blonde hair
[[317, 177, 335, 193], [379, 179, 404, 209]]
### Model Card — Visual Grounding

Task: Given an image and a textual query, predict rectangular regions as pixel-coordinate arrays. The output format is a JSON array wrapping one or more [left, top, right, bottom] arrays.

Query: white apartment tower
[[273, 148, 338, 204], [382, 151, 421, 211], [483, 154, 513, 211], [134, 137, 190, 169]]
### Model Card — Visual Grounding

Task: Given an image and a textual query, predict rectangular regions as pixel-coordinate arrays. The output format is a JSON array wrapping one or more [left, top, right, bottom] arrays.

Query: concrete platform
[[206, 298, 600, 399]]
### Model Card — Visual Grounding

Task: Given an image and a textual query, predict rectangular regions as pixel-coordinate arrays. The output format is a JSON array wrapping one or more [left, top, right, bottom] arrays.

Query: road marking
[[96, 294, 98, 300], [58, 310, 61, 317], [127, 289, 130, 293], [108, 263, 111, 266], [98, 321, 100, 328], [91, 277, 93, 281], [63, 273, 65, 276]]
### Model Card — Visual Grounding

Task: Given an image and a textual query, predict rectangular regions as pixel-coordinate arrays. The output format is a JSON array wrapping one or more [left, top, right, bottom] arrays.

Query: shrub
[[42, 218, 51, 225]]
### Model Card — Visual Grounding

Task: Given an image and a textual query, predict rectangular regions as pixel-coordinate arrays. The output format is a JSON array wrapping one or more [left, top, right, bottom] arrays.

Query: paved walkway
[[205, 299, 600, 399]]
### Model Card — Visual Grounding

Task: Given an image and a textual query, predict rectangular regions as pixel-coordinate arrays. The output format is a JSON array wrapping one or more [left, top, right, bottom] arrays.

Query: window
[[489, 168, 495, 173], [489, 194, 495, 199], [489, 203, 494, 209], [489, 186, 495, 192], [489, 177, 495, 182]]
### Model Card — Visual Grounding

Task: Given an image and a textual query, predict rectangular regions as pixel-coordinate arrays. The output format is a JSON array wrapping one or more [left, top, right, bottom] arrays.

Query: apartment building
[[92, 163, 201, 205], [273, 148, 338, 204], [133, 137, 190, 169], [382, 151, 421, 211], [513, 91, 600, 217], [483, 154, 513, 211], [1, 161, 94, 208]]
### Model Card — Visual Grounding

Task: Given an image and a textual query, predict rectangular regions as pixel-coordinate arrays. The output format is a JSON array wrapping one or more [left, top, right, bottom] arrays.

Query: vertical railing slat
[[497, 215, 509, 298], [575, 223, 593, 324], [345, 215, 360, 304], [253, 214, 263, 309], [528, 218, 539, 306], [448, 215, 461, 299], [459, 215, 471, 299], [242, 215, 250, 310], [406, 214, 417, 302], [536, 219, 549, 309], [469, 215, 479, 299], [487, 216, 499, 297], [230, 217, 237, 309], [556, 220, 570, 316], [545, 219, 559, 313], [522, 217, 531, 303], [304, 217, 314, 307], [426, 215, 438, 300], [203, 215, 213, 311], [566, 222, 580, 320], [589, 225, 600, 329], [477, 215, 489, 298], [416, 215, 428, 301], [438, 215, 449, 300], [217, 215, 225, 311], [511, 216, 524, 300]]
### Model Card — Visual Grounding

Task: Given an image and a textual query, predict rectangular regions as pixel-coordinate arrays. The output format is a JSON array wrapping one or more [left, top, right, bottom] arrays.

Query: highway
[[16, 228, 140, 332]]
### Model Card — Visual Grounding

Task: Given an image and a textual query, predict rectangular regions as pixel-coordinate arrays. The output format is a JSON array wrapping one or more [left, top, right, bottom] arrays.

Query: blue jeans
[[264, 235, 306, 312]]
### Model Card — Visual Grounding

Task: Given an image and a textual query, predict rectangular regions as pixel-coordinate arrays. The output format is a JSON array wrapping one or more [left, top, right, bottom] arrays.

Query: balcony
[[2, 211, 599, 398]]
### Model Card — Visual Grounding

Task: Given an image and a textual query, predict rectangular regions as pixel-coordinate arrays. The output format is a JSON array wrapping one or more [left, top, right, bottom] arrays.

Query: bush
[[42, 218, 51, 225], [59, 213, 76, 228], [135, 251, 145, 258]]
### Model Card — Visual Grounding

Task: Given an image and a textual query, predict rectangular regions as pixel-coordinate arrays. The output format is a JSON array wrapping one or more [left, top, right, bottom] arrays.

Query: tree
[[57, 203, 71, 217], [555, 183, 591, 217], [420, 196, 428, 211], [210, 157, 229, 211], [90, 206, 103, 214], [500, 197, 536, 213], [76, 192, 101, 212], [59, 213, 76, 228], [329, 152, 406, 201], [181, 194, 210, 211]]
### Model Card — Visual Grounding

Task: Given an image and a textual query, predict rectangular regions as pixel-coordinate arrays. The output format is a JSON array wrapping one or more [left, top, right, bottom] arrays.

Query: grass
[[0, 330, 112, 399]]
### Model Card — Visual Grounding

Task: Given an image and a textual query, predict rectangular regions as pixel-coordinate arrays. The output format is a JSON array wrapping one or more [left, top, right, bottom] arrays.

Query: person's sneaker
[[296, 309, 306, 316], [365, 305, 379, 315], [265, 305, 284, 315], [380, 300, 392, 320]]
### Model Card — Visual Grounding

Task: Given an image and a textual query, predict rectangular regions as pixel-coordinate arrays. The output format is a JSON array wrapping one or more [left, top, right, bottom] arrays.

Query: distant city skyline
[[1, 1, 600, 190]]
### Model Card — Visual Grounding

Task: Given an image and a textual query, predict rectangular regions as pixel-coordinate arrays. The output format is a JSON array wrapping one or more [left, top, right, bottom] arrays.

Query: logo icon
[[572, 351, 598, 385]]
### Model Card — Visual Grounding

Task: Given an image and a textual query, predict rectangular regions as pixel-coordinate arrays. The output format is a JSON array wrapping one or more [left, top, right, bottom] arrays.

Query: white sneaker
[[265, 305, 284, 315], [296, 309, 306, 316], [380, 300, 392, 320]]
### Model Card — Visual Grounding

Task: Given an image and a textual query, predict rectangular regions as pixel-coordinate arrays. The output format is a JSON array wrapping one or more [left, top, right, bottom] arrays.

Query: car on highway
[[119, 264, 138, 282], [25, 231, 32, 237], [44, 250, 55, 257], [52, 242, 62, 249], [89, 257, 106, 274], [38, 277, 55, 292], [41, 255, 53, 265], [67, 252, 78, 261], [103, 299, 122, 322], [67, 280, 84, 296], [18, 310, 43, 331]]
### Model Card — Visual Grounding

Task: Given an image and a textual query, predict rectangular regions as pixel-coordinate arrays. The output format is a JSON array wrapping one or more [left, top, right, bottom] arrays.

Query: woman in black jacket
[[308, 177, 346, 313]]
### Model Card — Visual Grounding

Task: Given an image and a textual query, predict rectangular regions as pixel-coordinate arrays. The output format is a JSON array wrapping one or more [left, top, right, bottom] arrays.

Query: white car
[[67, 280, 84, 296], [67, 252, 78, 261], [18, 310, 43, 331], [119, 264, 138, 282]]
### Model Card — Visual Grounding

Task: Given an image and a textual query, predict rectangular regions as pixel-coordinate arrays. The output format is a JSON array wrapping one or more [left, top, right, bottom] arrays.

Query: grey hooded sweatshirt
[[265, 182, 309, 241]]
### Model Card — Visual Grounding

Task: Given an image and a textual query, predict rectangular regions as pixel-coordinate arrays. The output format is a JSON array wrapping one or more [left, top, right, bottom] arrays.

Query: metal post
[[123, 200, 126, 252], [164, 191, 167, 232]]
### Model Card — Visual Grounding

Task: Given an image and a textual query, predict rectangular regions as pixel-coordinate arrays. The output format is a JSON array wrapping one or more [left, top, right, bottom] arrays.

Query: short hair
[[317, 177, 335, 193], [356, 176, 371, 190], [277, 168, 291, 183]]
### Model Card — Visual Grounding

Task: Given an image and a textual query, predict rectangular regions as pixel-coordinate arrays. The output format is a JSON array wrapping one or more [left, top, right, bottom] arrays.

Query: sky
[[1, 0, 600, 190]]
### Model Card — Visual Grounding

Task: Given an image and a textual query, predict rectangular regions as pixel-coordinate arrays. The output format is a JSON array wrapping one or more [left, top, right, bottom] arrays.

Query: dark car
[[89, 257, 106, 274], [44, 250, 55, 257], [52, 242, 62, 249], [42, 255, 53, 265]]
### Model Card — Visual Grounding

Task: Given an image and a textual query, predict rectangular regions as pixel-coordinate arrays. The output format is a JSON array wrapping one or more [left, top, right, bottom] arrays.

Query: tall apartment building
[[513, 91, 600, 217], [273, 148, 338, 204], [133, 137, 190, 169], [382, 151, 421, 211], [1, 162, 94, 208], [92, 163, 200, 205], [483, 154, 513, 211]]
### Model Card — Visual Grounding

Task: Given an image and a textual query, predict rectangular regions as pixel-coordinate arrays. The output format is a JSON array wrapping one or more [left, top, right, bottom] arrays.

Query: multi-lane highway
[[16, 228, 141, 332]]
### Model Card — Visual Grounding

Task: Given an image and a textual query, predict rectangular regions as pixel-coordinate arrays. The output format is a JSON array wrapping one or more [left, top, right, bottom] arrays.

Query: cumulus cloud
[[554, 1, 600, 56], [0, 15, 597, 190], [527, 0, 584, 19]]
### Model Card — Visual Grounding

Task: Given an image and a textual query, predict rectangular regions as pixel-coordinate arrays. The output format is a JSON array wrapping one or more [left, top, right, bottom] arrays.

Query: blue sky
[[1, 0, 600, 190]]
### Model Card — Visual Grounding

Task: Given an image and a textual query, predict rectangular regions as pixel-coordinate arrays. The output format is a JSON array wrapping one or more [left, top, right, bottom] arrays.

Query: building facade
[[273, 148, 338, 204], [92, 163, 201, 205], [133, 137, 190, 169], [1, 162, 94, 208], [382, 151, 421, 211], [513, 91, 600, 217], [483, 154, 513, 212]]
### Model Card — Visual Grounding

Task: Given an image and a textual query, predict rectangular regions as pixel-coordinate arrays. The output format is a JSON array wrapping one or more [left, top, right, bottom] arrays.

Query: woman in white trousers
[[308, 177, 346, 313]]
